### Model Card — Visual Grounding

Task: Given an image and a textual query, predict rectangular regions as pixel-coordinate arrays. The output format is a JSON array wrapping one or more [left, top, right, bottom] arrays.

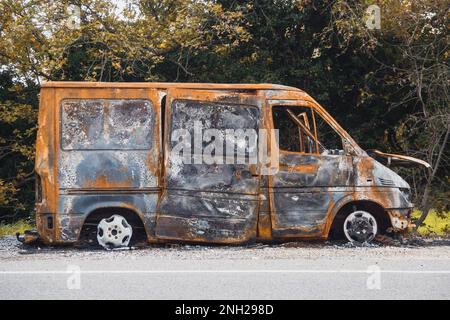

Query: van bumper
[[386, 208, 413, 231], [16, 230, 40, 244]]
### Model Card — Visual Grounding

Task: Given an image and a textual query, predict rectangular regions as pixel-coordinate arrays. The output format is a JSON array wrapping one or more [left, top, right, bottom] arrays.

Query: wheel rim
[[97, 214, 133, 249], [343, 210, 378, 243]]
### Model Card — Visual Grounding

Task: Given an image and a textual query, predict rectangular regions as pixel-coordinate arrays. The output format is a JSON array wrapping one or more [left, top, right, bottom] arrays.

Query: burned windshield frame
[[312, 109, 345, 155]]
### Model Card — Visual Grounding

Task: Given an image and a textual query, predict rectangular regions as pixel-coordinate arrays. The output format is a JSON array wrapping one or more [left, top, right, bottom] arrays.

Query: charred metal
[[27, 82, 429, 246]]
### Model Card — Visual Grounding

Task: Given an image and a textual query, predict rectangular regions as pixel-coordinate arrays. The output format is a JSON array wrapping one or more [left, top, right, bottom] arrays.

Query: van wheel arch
[[328, 200, 391, 241], [79, 207, 147, 246]]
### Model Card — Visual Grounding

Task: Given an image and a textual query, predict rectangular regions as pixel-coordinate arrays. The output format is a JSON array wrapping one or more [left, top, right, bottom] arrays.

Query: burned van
[[20, 82, 430, 249]]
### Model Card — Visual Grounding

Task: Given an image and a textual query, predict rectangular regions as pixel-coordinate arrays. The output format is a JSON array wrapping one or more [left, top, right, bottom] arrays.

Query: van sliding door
[[155, 89, 261, 243]]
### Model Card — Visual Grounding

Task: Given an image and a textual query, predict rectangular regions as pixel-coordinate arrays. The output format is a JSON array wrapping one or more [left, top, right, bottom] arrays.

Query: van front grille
[[378, 178, 394, 186]]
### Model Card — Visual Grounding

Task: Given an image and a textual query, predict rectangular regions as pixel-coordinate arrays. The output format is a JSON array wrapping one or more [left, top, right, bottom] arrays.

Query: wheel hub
[[97, 215, 133, 250], [343, 211, 377, 243]]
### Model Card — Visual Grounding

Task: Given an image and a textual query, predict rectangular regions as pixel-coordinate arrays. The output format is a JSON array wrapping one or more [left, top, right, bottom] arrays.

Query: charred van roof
[[41, 81, 303, 92]]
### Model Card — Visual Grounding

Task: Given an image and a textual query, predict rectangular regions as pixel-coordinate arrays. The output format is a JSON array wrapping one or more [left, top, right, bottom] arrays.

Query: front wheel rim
[[343, 210, 378, 243]]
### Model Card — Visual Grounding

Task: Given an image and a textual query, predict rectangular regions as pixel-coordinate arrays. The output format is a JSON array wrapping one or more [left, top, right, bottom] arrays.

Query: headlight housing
[[399, 187, 411, 203]]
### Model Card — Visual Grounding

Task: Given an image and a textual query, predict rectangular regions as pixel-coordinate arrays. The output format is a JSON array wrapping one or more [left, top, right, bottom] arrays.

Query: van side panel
[[46, 88, 161, 243]]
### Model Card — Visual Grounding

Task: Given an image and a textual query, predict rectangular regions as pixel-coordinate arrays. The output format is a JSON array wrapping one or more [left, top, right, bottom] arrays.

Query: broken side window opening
[[272, 105, 318, 154], [169, 100, 259, 165], [272, 105, 344, 155], [285, 108, 322, 154]]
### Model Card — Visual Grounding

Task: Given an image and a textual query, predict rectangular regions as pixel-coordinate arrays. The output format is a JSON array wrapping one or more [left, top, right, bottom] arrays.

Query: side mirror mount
[[342, 138, 358, 156]]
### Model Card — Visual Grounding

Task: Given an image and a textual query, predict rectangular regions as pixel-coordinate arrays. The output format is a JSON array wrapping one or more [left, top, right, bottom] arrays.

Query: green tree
[[0, 0, 447, 225], [0, 70, 38, 222], [323, 0, 449, 223]]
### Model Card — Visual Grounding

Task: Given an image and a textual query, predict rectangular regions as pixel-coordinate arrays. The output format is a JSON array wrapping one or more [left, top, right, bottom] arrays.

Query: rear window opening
[[61, 99, 154, 150]]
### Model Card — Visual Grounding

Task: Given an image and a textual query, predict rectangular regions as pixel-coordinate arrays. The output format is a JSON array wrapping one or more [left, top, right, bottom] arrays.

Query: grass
[[0, 220, 34, 238], [0, 211, 449, 239], [412, 210, 450, 237]]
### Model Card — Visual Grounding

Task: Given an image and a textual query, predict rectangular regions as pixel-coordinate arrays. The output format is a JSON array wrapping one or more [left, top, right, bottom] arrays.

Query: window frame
[[269, 102, 319, 155], [59, 98, 155, 151], [269, 100, 345, 155]]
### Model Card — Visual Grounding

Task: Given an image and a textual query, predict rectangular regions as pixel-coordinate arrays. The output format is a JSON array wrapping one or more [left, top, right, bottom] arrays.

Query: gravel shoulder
[[1, 235, 450, 262]]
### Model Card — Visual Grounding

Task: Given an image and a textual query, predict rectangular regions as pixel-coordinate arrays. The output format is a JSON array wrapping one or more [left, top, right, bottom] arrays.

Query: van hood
[[366, 149, 431, 169]]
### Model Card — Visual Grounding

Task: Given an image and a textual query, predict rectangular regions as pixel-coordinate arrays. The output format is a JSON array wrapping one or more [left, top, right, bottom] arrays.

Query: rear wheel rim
[[97, 214, 133, 250], [343, 210, 378, 243]]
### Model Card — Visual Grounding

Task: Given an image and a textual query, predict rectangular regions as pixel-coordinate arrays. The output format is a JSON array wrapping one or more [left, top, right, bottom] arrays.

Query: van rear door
[[56, 89, 161, 241], [155, 89, 261, 243]]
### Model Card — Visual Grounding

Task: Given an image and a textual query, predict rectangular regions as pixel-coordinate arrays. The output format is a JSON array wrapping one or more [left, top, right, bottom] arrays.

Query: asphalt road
[[1, 237, 449, 300]]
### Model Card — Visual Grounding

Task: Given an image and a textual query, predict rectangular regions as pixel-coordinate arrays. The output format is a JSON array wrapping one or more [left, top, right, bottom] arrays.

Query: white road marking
[[0, 269, 449, 274]]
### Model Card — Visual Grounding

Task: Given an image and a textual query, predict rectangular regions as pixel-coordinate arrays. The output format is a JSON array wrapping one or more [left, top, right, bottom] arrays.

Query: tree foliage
[[0, 0, 448, 223]]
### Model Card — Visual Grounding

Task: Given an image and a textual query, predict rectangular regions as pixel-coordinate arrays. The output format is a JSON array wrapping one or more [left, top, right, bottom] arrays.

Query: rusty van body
[[29, 81, 424, 247]]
